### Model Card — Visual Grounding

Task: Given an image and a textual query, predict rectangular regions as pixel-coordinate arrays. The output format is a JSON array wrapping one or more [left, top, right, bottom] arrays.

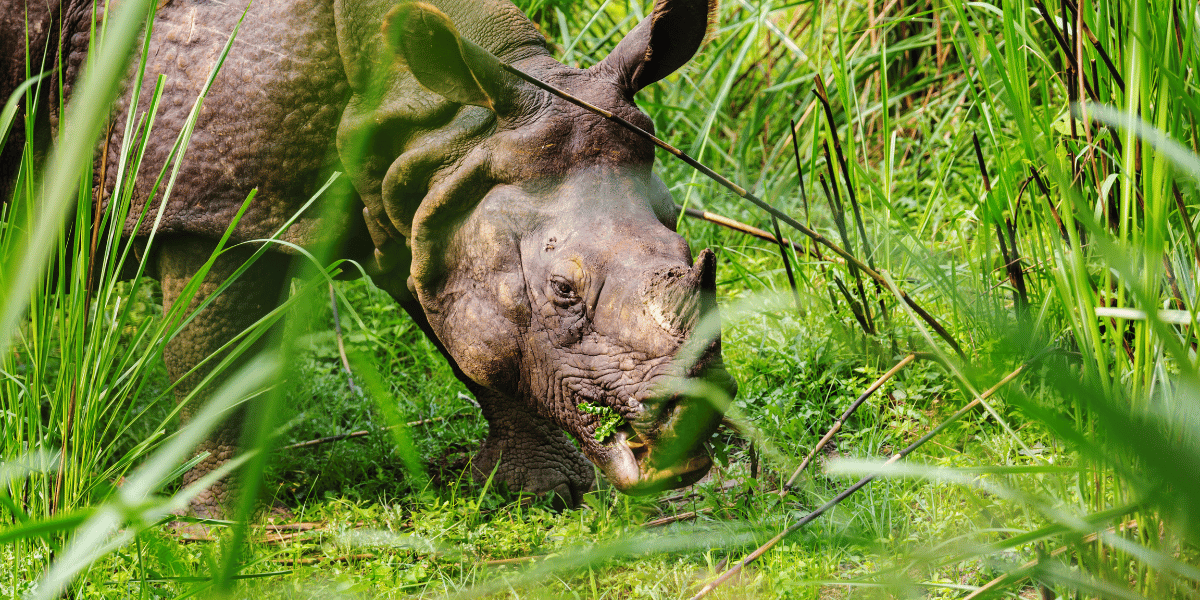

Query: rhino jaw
[[592, 429, 712, 495], [590, 376, 728, 494], [593, 413, 717, 495]]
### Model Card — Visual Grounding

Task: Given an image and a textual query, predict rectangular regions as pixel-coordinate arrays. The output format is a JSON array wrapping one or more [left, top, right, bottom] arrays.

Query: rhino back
[[96, 0, 355, 246], [13, 0, 551, 253]]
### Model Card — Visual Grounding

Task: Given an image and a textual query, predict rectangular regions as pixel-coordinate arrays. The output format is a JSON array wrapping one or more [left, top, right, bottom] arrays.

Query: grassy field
[[3, 0, 1199, 597]]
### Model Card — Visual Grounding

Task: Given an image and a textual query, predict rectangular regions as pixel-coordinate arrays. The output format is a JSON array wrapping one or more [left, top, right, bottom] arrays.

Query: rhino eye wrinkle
[[550, 276, 579, 305]]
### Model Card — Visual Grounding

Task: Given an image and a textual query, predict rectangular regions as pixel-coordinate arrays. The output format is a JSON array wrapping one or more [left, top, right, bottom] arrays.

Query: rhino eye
[[550, 277, 579, 305]]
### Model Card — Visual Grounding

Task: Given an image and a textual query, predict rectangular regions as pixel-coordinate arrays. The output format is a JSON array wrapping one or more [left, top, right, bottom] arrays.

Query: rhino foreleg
[[471, 388, 594, 508], [158, 236, 290, 518]]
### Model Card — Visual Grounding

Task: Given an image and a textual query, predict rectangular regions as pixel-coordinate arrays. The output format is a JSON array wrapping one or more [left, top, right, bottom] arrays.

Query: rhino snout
[[594, 347, 733, 495]]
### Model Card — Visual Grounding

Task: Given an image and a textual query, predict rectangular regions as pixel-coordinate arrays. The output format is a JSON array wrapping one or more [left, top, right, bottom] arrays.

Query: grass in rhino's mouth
[[576, 401, 626, 442]]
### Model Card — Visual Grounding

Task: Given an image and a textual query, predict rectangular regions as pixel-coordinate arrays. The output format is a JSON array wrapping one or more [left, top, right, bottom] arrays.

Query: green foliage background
[[2, 0, 1199, 597]]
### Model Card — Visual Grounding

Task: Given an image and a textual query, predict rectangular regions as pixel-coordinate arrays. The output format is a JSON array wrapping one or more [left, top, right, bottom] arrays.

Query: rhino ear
[[593, 0, 717, 94], [383, 2, 526, 115]]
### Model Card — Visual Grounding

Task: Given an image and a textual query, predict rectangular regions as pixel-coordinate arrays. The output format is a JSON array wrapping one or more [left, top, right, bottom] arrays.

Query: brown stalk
[[830, 271, 872, 336], [789, 117, 846, 314], [677, 205, 835, 263], [265, 522, 322, 532], [500, 62, 965, 358], [816, 171, 871, 333], [1064, 0, 1079, 140], [1004, 221, 1031, 316], [276, 554, 375, 566], [790, 119, 811, 227], [1063, 0, 1125, 91], [328, 283, 360, 395], [973, 134, 1028, 314], [689, 361, 1032, 600], [1162, 255, 1187, 310], [781, 353, 917, 492], [1029, 168, 1073, 243], [814, 78, 888, 326], [643, 508, 712, 528], [814, 79, 874, 271], [485, 555, 543, 566], [771, 214, 804, 315], [1032, 0, 1100, 101]]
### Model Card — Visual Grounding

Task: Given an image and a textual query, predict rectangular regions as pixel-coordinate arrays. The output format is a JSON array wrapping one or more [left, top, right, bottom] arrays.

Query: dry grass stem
[[781, 353, 918, 492], [689, 361, 1032, 600], [499, 61, 964, 356]]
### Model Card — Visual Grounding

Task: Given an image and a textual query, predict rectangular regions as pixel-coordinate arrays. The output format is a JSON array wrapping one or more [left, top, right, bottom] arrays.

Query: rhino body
[[1, 0, 735, 513]]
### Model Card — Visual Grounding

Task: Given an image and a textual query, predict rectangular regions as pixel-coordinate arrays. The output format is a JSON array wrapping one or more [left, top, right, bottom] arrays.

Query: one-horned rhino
[[0, 0, 737, 514]]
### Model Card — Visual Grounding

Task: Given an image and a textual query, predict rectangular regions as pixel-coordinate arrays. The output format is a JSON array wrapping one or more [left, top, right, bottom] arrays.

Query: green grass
[[4, 0, 1200, 597]]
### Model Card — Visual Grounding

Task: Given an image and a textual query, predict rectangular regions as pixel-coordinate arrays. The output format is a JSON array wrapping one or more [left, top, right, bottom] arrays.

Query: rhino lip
[[599, 423, 712, 495]]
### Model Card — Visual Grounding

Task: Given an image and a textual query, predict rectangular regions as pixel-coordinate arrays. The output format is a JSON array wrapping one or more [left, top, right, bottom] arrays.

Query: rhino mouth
[[603, 424, 714, 494], [590, 361, 735, 495]]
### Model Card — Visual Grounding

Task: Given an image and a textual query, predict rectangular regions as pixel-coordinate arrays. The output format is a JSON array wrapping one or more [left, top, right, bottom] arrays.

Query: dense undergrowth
[[2, 0, 1199, 597]]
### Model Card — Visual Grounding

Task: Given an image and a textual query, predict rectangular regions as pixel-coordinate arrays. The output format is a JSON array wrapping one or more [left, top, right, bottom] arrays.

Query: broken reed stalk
[[789, 117, 847, 312], [780, 353, 918, 492], [814, 78, 888, 326], [643, 507, 713, 528], [328, 283, 361, 395], [972, 134, 1028, 315], [818, 173, 872, 332], [821, 140, 875, 335], [501, 63, 965, 358], [789, 119, 812, 227], [678, 205, 837, 263], [770, 214, 803, 314], [689, 361, 1032, 600], [277, 554, 375, 566]]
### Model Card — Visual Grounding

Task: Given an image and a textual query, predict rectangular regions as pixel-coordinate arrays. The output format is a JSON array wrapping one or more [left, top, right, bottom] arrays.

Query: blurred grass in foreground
[[2, 0, 1198, 597]]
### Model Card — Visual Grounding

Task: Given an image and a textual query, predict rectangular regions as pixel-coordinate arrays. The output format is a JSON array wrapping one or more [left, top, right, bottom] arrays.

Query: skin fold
[[0, 0, 736, 515]]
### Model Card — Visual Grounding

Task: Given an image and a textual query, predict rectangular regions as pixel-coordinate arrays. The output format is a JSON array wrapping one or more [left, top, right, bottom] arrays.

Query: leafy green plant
[[578, 401, 626, 442]]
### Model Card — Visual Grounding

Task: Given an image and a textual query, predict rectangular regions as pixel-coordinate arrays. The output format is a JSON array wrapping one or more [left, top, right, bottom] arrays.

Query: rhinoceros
[[0, 0, 737, 514]]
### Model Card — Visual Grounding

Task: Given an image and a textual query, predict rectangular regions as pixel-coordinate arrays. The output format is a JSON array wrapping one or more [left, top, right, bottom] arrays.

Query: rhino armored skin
[[1, 0, 737, 513]]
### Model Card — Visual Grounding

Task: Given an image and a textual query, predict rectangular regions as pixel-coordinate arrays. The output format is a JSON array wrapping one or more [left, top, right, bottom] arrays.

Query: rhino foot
[[471, 393, 594, 508]]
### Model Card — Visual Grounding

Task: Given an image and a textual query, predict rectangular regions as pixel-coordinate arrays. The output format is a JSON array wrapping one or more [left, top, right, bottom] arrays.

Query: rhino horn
[[641, 248, 716, 337]]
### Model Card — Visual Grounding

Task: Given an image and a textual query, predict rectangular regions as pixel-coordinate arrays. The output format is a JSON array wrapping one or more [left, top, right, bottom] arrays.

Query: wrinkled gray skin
[[1, 0, 736, 514]]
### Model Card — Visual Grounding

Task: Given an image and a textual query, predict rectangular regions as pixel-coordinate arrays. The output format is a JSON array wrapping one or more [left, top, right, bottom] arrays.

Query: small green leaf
[[577, 402, 625, 442]]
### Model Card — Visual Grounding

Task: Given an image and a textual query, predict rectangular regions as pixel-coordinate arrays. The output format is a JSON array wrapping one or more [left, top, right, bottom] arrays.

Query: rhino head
[[374, 0, 735, 500]]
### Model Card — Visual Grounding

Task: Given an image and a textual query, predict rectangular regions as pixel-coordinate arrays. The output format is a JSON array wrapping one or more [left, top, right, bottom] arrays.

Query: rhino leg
[[382, 280, 594, 507], [471, 387, 594, 508], [158, 236, 290, 518]]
